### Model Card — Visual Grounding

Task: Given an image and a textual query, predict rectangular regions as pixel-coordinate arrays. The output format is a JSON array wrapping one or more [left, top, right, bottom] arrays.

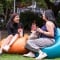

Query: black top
[[6, 23, 23, 35]]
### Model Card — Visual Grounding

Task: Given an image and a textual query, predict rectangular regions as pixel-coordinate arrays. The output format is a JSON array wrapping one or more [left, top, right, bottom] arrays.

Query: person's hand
[[18, 28, 23, 33], [18, 28, 23, 37], [37, 28, 44, 33]]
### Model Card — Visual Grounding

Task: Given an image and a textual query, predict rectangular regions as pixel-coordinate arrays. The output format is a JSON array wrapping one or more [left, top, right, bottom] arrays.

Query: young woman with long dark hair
[[0, 13, 23, 54], [23, 10, 57, 60]]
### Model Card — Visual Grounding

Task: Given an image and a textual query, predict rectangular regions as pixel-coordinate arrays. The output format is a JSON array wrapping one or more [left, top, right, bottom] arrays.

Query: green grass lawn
[[0, 54, 60, 60]]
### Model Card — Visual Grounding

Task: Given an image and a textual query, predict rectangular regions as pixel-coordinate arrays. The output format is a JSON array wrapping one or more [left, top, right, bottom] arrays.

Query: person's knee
[[27, 40, 31, 43], [5, 35, 13, 42], [6, 35, 13, 39], [7, 35, 13, 39], [27, 40, 34, 45]]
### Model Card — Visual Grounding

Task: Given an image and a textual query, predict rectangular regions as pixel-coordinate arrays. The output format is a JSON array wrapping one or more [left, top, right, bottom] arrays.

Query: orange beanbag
[[0, 34, 29, 54]]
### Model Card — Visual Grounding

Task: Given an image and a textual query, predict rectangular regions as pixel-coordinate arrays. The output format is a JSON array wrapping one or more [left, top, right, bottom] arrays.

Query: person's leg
[[3, 34, 19, 52], [2, 35, 13, 46], [0, 35, 13, 54], [8, 34, 19, 47], [23, 38, 44, 58], [35, 38, 55, 60], [24, 38, 55, 59], [26, 38, 55, 52]]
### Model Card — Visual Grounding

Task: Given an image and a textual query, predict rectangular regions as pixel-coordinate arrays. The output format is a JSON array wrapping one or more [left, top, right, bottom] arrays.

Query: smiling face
[[13, 15, 20, 23]]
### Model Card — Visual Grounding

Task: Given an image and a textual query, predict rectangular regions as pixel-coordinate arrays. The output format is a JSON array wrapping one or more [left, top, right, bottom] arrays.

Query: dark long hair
[[45, 9, 57, 27], [6, 13, 19, 28]]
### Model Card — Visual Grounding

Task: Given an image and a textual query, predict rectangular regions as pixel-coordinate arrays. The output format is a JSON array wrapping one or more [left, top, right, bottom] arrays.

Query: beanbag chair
[[0, 34, 29, 54], [35, 28, 60, 58]]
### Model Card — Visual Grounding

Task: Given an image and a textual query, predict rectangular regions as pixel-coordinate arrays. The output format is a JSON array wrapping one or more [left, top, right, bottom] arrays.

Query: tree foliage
[[0, 0, 60, 29]]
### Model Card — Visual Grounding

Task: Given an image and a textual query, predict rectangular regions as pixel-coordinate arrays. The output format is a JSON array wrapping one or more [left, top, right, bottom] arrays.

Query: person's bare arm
[[37, 21, 55, 37], [43, 21, 55, 37]]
